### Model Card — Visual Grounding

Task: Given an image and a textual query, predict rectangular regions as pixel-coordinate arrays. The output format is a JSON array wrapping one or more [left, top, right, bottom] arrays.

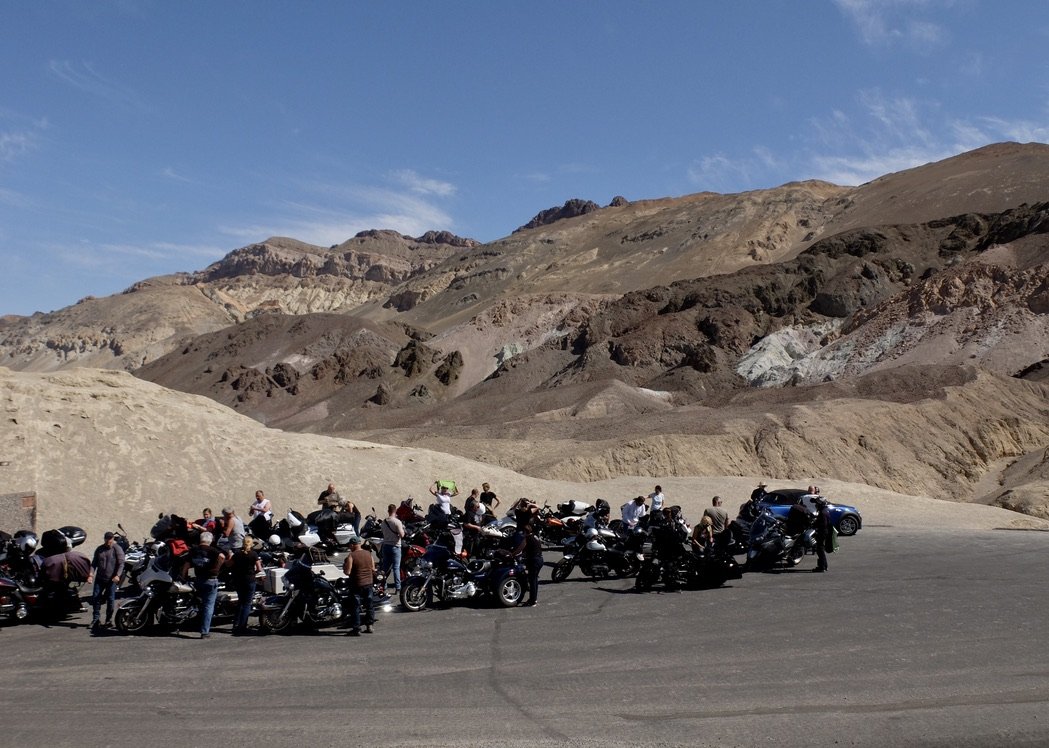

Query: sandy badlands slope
[[2, 367, 1045, 543]]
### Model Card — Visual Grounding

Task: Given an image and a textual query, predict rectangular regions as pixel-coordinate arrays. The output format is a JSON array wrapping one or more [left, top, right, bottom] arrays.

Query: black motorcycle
[[399, 544, 526, 611], [634, 527, 742, 592], [550, 526, 639, 582], [256, 556, 344, 634], [745, 508, 817, 571], [114, 548, 241, 633]]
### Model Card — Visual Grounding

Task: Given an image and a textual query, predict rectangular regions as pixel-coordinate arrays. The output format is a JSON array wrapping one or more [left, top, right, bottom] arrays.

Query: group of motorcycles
[[0, 525, 90, 624], [0, 492, 827, 633]]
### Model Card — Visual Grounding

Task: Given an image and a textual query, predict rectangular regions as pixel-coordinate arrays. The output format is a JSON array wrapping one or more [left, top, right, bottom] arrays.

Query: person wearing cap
[[341, 535, 376, 636], [90, 531, 125, 632]]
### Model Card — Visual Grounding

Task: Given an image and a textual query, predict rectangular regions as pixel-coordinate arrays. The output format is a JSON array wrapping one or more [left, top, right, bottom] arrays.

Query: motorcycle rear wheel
[[400, 580, 431, 612], [115, 600, 152, 634], [550, 560, 573, 583], [496, 576, 523, 607]]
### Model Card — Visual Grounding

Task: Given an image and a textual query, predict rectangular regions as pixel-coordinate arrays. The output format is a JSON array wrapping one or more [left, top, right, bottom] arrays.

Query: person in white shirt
[[648, 485, 665, 513], [621, 495, 648, 531]]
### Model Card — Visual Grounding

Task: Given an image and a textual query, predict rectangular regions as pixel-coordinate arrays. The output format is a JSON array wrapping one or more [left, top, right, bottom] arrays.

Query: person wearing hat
[[341, 535, 376, 636], [813, 496, 832, 573], [739, 481, 768, 523], [89, 531, 125, 632]]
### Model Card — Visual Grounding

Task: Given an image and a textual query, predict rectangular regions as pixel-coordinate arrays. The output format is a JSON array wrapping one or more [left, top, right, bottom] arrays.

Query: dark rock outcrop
[[514, 199, 601, 233]]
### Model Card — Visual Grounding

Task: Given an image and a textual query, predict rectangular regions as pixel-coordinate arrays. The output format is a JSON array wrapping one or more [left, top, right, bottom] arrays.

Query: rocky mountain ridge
[[5, 142, 1049, 521]]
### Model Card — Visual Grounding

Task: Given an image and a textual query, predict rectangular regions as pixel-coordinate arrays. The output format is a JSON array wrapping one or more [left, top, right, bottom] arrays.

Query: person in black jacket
[[814, 498, 832, 573], [90, 532, 125, 631], [513, 522, 544, 607]]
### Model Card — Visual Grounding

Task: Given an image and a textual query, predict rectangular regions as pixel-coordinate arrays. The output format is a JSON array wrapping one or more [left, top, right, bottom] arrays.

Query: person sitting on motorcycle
[[582, 500, 610, 531], [701, 496, 731, 552], [690, 515, 714, 554], [426, 495, 465, 557], [248, 490, 273, 538]]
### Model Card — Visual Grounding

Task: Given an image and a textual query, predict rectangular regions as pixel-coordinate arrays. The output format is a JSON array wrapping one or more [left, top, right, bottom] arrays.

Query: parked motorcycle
[[0, 571, 30, 622], [113, 524, 162, 591], [745, 508, 817, 571], [114, 547, 242, 633], [256, 556, 344, 634], [634, 524, 742, 591], [531, 503, 580, 548], [550, 526, 639, 582], [399, 544, 525, 611]]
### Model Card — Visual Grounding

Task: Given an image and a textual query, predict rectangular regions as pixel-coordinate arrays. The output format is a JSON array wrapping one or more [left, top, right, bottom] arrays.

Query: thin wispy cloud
[[220, 178, 457, 247], [47, 60, 146, 110], [687, 146, 784, 191], [804, 91, 1049, 185], [0, 131, 34, 161], [160, 167, 194, 183], [391, 169, 457, 197], [56, 240, 224, 268], [834, 0, 950, 51]]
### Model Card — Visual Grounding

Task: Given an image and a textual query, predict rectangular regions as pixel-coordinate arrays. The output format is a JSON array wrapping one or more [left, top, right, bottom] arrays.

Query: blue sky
[[2, 1, 1048, 316]]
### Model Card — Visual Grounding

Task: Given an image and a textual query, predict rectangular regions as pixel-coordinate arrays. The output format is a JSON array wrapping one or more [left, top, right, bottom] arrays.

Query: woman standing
[[229, 536, 262, 635]]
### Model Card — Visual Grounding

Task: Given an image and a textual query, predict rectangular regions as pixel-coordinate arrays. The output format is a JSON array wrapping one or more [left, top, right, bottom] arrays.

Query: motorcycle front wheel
[[496, 576, 523, 607], [259, 602, 298, 634], [399, 580, 432, 612], [115, 599, 152, 634], [550, 560, 573, 583]]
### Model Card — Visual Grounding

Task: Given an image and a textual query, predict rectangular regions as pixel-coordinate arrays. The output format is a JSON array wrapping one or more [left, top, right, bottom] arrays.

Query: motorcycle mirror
[[117, 523, 125, 532]]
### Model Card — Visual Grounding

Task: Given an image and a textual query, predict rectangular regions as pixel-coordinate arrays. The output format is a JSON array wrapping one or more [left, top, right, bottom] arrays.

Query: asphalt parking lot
[[3, 526, 1048, 748]]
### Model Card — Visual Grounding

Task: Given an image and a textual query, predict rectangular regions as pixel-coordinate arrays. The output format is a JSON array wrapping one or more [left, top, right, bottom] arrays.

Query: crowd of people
[[55, 478, 835, 639]]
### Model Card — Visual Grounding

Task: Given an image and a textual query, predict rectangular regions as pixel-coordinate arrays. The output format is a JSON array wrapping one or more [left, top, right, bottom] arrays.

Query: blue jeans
[[91, 577, 118, 624], [234, 580, 256, 630], [197, 578, 219, 635], [379, 544, 402, 591], [349, 585, 374, 630]]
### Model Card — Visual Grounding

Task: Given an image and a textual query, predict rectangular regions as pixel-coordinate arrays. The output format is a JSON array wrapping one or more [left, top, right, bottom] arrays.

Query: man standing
[[191, 532, 227, 639], [378, 504, 405, 596], [90, 531, 125, 632], [648, 485, 666, 513], [479, 483, 500, 515], [813, 497, 832, 573], [621, 495, 648, 531], [342, 536, 376, 636], [318, 482, 341, 507], [513, 521, 544, 607], [702, 496, 731, 549]]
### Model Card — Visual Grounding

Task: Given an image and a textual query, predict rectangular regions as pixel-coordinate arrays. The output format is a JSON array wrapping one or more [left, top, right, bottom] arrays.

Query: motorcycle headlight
[[415, 559, 433, 571]]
